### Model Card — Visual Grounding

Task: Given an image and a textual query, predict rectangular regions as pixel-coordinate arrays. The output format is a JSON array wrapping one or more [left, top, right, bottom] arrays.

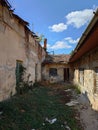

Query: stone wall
[[72, 47, 98, 110]]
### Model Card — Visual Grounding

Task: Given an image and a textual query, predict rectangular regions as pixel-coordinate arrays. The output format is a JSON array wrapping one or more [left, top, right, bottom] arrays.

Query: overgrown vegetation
[[73, 84, 81, 94], [65, 84, 81, 94], [15, 63, 34, 94], [71, 84, 81, 94], [0, 85, 82, 130]]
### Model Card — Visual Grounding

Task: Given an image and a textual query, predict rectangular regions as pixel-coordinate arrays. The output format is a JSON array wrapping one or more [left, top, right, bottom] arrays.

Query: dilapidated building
[[69, 9, 98, 110], [0, 0, 46, 101], [42, 8, 98, 110], [42, 54, 71, 83], [0, 0, 98, 111]]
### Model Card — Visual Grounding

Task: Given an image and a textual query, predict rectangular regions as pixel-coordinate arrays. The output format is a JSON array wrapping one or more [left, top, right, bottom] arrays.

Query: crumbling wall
[[72, 47, 98, 110], [42, 63, 70, 83], [0, 5, 27, 100], [0, 3, 46, 101]]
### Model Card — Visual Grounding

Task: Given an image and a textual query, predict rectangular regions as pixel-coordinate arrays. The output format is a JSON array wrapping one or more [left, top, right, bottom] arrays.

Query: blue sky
[[8, 0, 98, 54]]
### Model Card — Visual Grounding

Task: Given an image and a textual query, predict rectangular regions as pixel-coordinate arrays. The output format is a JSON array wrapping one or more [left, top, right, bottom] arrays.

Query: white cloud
[[46, 37, 79, 51], [50, 41, 72, 50], [66, 9, 94, 28], [49, 23, 67, 32], [93, 5, 98, 10], [64, 37, 80, 44], [42, 41, 72, 50], [47, 43, 51, 48], [41, 43, 51, 48]]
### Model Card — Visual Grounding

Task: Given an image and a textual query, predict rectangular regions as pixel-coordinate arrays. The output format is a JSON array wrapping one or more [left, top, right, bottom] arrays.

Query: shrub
[[15, 65, 33, 94]]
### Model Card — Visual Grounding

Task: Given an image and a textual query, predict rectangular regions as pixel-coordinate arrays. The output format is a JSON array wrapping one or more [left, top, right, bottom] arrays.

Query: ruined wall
[[42, 63, 70, 83], [0, 4, 45, 101], [25, 33, 45, 82], [0, 5, 27, 100], [72, 47, 98, 110]]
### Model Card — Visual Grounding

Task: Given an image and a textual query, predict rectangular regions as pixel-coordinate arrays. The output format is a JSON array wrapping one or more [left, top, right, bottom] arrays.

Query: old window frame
[[16, 60, 23, 86], [94, 67, 98, 94], [79, 68, 84, 86], [49, 68, 57, 76]]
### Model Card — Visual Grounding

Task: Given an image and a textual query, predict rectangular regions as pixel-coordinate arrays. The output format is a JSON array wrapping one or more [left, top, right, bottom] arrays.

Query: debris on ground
[[76, 93, 98, 130], [65, 100, 79, 106], [40, 82, 98, 130], [64, 89, 72, 92], [0, 111, 3, 115], [45, 117, 57, 124], [66, 125, 71, 130]]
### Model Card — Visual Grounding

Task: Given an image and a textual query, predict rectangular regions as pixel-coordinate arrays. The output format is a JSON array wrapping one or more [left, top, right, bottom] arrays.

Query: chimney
[[44, 38, 47, 51]]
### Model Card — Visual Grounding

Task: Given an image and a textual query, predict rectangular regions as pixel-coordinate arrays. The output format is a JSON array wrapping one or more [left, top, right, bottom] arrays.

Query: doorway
[[64, 68, 69, 81]]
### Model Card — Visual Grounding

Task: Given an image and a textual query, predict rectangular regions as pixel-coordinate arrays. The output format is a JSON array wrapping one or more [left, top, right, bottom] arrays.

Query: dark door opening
[[64, 68, 69, 81], [35, 64, 37, 81]]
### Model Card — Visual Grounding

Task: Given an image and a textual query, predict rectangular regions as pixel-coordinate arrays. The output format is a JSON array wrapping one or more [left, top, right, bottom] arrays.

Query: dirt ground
[[76, 94, 98, 130], [41, 82, 98, 130]]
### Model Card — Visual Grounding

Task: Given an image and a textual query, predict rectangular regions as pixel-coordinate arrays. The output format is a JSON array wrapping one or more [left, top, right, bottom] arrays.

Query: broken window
[[15, 60, 23, 86], [79, 68, 84, 85], [49, 68, 57, 76], [94, 67, 98, 94]]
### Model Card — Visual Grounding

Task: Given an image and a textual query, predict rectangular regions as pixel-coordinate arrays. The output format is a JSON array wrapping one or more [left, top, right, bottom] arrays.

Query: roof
[[13, 14, 29, 26], [0, 0, 43, 50], [0, 0, 11, 8], [42, 54, 70, 64], [0, 0, 29, 26], [69, 8, 98, 62]]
